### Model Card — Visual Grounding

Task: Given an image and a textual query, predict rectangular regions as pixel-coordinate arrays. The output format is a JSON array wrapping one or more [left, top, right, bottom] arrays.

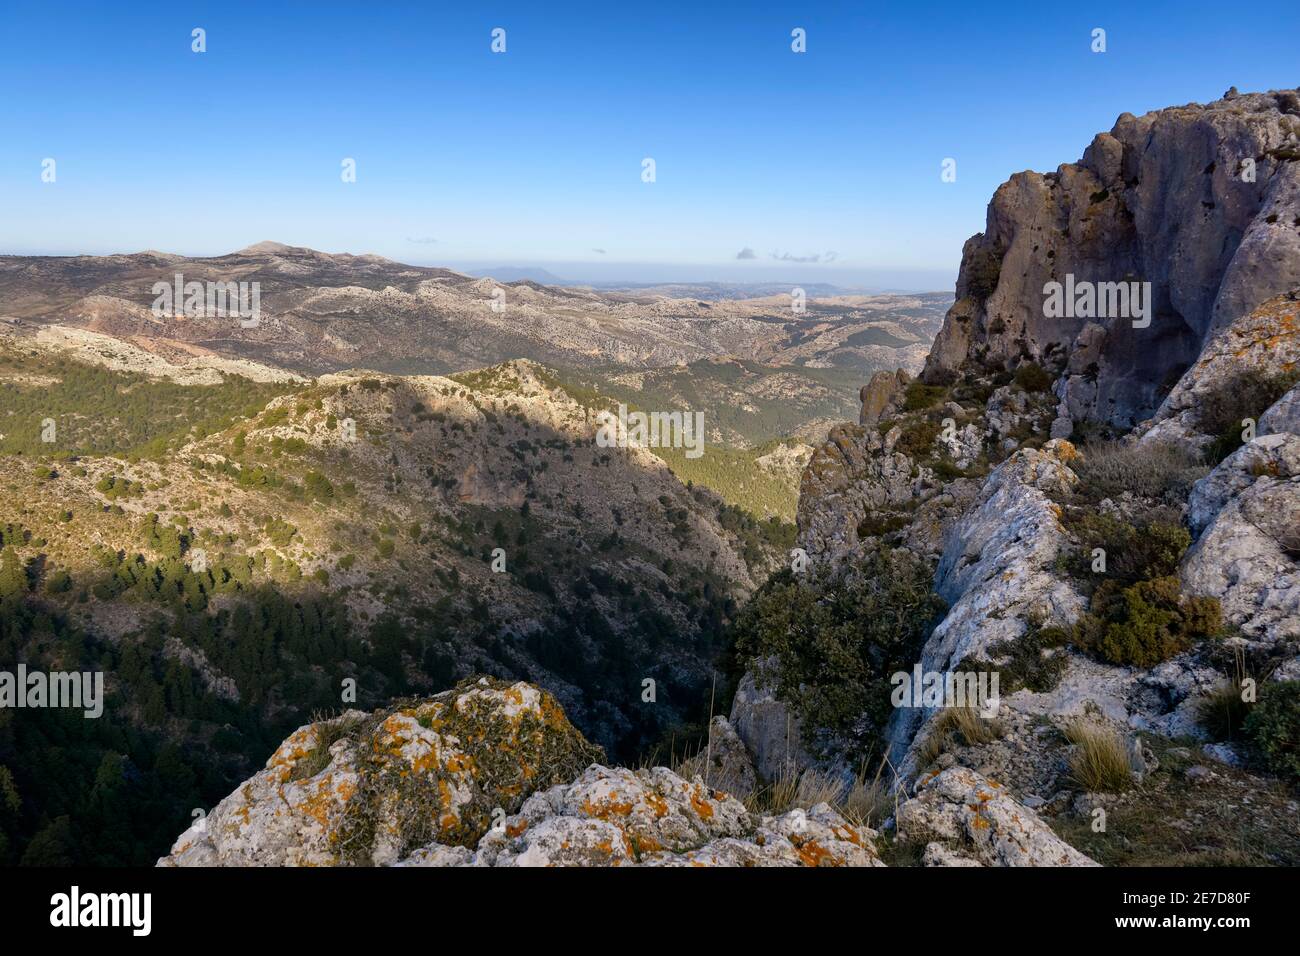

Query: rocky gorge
[[162, 88, 1300, 867]]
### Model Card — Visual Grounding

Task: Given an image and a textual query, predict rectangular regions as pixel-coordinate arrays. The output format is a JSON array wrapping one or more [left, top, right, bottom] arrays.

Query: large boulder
[[1182, 403, 1300, 638], [728, 666, 815, 783], [402, 765, 882, 867], [897, 767, 1098, 867], [677, 716, 759, 801], [159, 677, 603, 866]]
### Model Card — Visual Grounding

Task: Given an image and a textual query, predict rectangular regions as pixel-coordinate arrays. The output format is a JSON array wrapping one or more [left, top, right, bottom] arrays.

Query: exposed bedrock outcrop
[[888, 440, 1089, 774], [796, 420, 989, 566], [859, 368, 911, 425], [897, 767, 1098, 867], [160, 677, 603, 866], [923, 88, 1300, 429], [161, 678, 880, 867], [796, 421, 935, 562], [424, 765, 881, 867], [1139, 291, 1300, 446], [1182, 384, 1300, 639]]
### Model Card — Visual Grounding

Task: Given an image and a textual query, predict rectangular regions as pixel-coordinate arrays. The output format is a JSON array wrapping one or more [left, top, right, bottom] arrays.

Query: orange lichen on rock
[[581, 794, 635, 818], [790, 836, 837, 867], [688, 787, 715, 820]]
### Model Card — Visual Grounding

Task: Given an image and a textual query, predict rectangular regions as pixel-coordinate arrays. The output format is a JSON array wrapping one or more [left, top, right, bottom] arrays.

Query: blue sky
[[1, 1, 1296, 288]]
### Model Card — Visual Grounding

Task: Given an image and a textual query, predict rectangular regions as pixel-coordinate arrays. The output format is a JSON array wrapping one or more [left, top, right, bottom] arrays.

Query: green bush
[[1013, 362, 1053, 393], [96, 475, 143, 500], [896, 419, 942, 458], [978, 623, 1070, 693], [1243, 681, 1300, 779], [45, 569, 73, 594], [856, 511, 910, 539], [930, 459, 967, 480], [902, 381, 947, 412], [1198, 369, 1300, 463], [1064, 510, 1190, 587], [965, 246, 1003, 301], [730, 549, 946, 759], [1073, 576, 1221, 668], [263, 517, 296, 548], [304, 470, 335, 501]]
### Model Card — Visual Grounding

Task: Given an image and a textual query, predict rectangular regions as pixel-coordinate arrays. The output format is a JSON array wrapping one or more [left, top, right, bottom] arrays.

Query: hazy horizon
[[4, 1, 1297, 286], [0, 240, 957, 292]]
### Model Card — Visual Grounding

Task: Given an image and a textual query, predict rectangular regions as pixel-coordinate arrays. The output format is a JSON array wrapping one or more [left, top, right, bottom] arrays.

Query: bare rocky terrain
[[9, 87, 1300, 870], [149, 88, 1300, 869], [0, 242, 946, 378]]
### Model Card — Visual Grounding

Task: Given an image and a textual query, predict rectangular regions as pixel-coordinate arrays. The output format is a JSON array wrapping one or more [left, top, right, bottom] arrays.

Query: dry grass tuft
[[840, 762, 895, 829], [1072, 439, 1208, 503], [1064, 720, 1133, 793], [915, 706, 1005, 768]]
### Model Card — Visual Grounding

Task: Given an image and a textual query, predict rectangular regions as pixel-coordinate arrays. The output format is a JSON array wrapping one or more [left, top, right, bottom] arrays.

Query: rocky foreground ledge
[[159, 677, 1092, 867]]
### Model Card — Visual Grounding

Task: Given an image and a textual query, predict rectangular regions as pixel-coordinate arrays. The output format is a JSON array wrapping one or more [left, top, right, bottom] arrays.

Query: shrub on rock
[[730, 550, 946, 761], [1244, 681, 1300, 780], [1073, 576, 1222, 668]]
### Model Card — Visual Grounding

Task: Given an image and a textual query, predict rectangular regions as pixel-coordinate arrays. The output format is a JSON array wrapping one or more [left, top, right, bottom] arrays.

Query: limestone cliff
[[752, 90, 1300, 866], [923, 88, 1300, 429]]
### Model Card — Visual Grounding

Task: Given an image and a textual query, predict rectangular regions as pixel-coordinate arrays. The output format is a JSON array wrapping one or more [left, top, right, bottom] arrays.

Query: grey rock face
[[897, 766, 1097, 866], [1140, 294, 1300, 447], [796, 422, 927, 563], [1182, 386, 1300, 639], [1182, 433, 1300, 639], [924, 89, 1300, 429], [1260, 382, 1300, 436], [677, 716, 759, 801], [889, 440, 1087, 773], [859, 368, 910, 426], [728, 666, 814, 783]]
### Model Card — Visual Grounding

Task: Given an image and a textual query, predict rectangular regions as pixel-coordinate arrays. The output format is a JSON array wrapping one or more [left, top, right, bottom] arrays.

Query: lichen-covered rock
[[642, 802, 881, 867], [1141, 294, 1300, 447], [922, 841, 984, 867], [404, 764, 881, 867], [158, 677, 603, 866], [898, 767, 1097, 867], [1186, 432, 1300, 534], [472, 765, 751, 864], [677, 716, 759, 801]]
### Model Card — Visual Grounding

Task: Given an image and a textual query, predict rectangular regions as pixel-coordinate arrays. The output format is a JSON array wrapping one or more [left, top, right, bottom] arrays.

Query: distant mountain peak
[[235, 240, 298, 255]]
